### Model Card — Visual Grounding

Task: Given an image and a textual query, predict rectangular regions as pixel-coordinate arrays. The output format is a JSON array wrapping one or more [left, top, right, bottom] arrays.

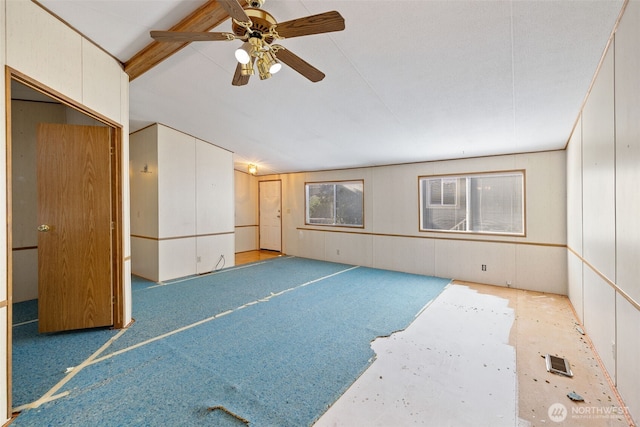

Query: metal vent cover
[[546, 354, 573, 377]]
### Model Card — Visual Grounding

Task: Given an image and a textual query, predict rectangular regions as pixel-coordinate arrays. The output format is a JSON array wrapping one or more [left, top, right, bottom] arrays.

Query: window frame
[[304, 179, 365, 228], [418, 170, 526, 236]]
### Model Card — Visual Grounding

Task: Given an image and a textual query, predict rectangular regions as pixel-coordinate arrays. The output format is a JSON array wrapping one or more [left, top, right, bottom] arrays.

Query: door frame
[[258, 179, 282, 252], [5, 67, 125, 412]]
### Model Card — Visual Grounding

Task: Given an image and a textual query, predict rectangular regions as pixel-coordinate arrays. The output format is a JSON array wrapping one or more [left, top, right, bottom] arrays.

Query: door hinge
[[111, 221, 115, 230]]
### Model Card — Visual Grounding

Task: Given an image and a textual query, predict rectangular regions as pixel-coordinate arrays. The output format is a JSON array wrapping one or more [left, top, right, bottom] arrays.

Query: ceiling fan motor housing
[[232, 8, 277, 43]]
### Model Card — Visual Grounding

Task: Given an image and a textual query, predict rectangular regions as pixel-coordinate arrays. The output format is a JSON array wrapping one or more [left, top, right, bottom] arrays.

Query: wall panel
[[324, 232, 373, 266], [614, 1, 640, 304], [235, 227, 258, 253], [371, 164, 423, 235], [566, 117, 583, 253], [616, 294, 640, 420], [296, 229, 325, 260], [567, 251, 584, 322], [434, 240, 516, 286], [581, 47, 616, 282], [6, 0, 83, 102], [582, 267, 616, 380], [158, 238, 196, 281], [130, 237, 158, 282], [372, 235, 436, 276], [81, 39, 122, 123], [234, 171, 257, 226], [12, 250, 37, 302], [515, 245, 567, 294], [196, 140, 234, 234], [129, 126, 159, 238], [196, 234, 235, 274], [516, 151, 566, 244], [157, 126, 196, 238]]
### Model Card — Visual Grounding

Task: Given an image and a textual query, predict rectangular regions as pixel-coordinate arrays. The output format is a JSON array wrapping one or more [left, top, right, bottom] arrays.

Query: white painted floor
[[315, 284, 518, 427]]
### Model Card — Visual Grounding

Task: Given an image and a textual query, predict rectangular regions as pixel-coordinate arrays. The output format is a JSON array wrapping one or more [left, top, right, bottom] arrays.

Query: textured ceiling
[[38, 0, 624, 175]]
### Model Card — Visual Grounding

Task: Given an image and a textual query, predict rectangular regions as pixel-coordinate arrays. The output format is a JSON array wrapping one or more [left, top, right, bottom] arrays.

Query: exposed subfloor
[[314, 281, 634, 427]]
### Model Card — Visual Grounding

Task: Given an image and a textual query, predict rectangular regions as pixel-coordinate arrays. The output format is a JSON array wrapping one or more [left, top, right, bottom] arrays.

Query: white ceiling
[[37, 0, 624, 175]]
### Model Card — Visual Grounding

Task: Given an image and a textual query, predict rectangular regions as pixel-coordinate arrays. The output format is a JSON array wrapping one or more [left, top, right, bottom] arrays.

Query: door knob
[[37, 224, 51, 232]]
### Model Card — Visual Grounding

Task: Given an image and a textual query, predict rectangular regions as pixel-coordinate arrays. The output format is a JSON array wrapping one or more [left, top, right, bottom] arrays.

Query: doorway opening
[[6, 70, 125, 413]]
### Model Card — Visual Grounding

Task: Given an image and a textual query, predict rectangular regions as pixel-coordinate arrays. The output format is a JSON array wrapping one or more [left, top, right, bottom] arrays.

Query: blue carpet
[[103, 256, 352, 356], [12, 258, 450, 426], [12, 306, 119, 407]]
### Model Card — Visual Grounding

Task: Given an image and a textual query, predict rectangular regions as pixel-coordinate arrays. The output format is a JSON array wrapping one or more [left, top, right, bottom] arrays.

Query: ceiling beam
[[124, 0, 248, 81]]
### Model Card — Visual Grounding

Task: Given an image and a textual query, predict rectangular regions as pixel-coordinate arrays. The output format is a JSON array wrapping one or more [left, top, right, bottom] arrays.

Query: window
[[428, 178, 457, 206], [305, 181, 364, 227], [419, 171, 524, 235]]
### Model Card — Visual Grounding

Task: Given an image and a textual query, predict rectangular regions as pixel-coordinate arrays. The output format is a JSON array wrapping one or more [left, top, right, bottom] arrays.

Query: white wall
[[567, 1, 640, 423], [253, 150, 567, 294], [2, 0, 131, 419], [234, 170, 259, 252], [130, 124, 235, 281]]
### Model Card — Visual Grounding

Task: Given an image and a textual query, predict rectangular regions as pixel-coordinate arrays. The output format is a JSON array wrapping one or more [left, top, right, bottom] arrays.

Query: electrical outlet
[[336, 249, 340, 255], [506, 280, 512, 287], [481, 264, 487, 271], [197, 256, 201, 263]]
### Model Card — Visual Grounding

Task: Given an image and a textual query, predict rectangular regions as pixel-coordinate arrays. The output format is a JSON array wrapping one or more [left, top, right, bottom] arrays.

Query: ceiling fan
[[150, 0, 345, 86]]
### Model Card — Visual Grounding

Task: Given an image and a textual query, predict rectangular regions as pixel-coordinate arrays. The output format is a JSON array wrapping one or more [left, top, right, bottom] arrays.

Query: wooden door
[[36, 124, 113, 333], [259, 180, 282, 252]]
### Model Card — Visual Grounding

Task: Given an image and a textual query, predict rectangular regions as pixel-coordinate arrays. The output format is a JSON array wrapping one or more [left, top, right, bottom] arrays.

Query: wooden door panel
[[37, 124, 113, 333]]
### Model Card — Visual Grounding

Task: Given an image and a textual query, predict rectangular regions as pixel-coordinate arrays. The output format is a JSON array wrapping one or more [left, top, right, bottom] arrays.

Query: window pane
[[422, 178, 467, 230], [469, 175, 523, 233], [307, 184, 335, 225], [442, 179, 457, 205], [306, 181, 364, 227], [420, 172, 523, 235], [429, 179, 442, 205], [336, 183, 363, 226]]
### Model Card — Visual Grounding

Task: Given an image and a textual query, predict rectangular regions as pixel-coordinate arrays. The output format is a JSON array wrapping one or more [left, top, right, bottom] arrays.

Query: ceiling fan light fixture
[[234, 42, 252, 64], [240, 61, 254, 76], [256, 58, 272, 80], [263, 50, 281, 74]]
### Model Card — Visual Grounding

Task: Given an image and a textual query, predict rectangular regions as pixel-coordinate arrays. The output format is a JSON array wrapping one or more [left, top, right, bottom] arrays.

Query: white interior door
[[259, 180, 282, 252]]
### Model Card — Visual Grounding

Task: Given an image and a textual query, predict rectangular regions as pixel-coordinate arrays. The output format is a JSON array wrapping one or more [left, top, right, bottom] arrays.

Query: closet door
[[37, 124, 113, 333]]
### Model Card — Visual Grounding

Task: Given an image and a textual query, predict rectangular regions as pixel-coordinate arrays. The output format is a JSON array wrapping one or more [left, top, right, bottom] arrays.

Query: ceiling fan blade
[[218, 0, 251, 24], [274, 46, 325, 82], [275, 11, 345, 39], [150, 31, 233, 42], [232, 59, 254, 86]]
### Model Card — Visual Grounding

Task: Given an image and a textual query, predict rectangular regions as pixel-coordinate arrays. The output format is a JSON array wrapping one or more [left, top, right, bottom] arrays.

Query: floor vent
[[545, 354, 573, 377]]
